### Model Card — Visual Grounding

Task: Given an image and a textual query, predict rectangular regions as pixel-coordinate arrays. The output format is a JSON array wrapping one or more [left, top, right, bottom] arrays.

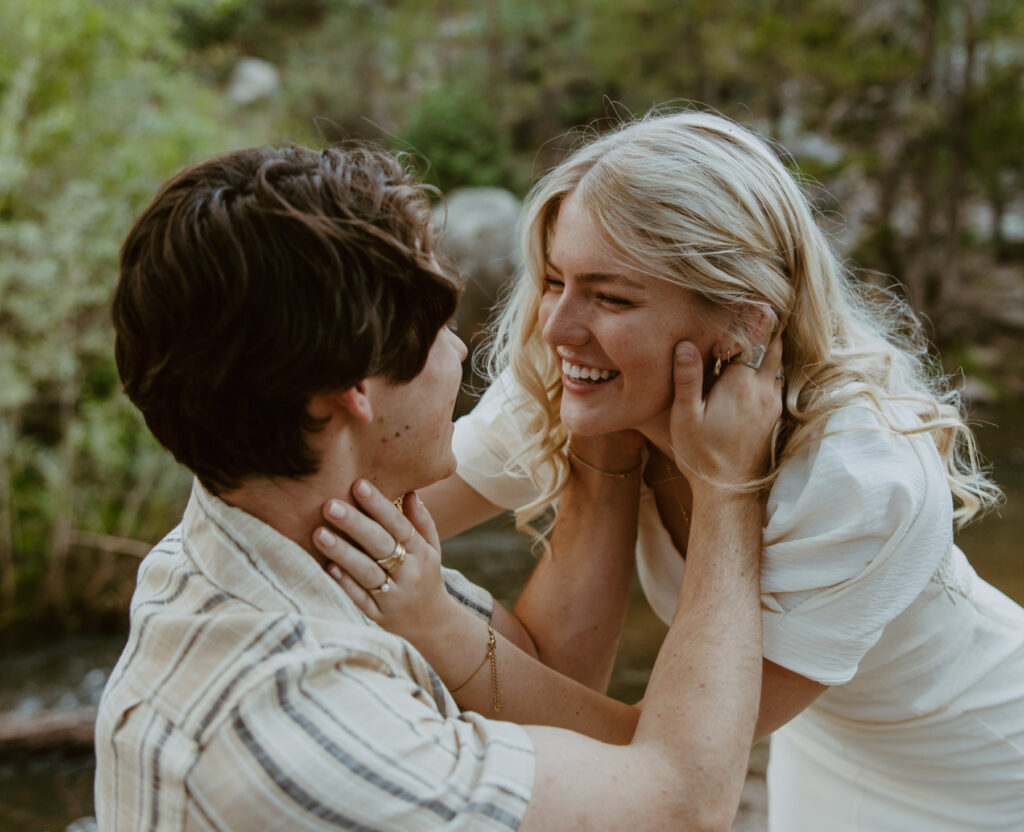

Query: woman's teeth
[[562, 360, 620, 382]]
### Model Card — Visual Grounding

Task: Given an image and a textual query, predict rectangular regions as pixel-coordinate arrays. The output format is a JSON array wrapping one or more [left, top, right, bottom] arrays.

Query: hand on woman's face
[[669, 338, 783, 489], [539, 192, 721, 441]]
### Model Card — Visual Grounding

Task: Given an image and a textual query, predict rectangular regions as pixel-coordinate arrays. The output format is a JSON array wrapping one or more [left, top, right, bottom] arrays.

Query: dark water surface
[[1, 401, 1020, 830]]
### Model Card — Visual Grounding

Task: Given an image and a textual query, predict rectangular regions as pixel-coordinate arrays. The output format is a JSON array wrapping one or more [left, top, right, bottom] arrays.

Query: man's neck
[[217, 417, 420, 564], [219, 474, 347, 566], [220, 468, 412, 568]]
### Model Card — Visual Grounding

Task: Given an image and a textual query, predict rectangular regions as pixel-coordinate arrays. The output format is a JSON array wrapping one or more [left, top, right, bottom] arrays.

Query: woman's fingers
[[350, 480, 418, 550], [708, 338, 782, 423], [314, 525, 389, 592], [322, 498, 398, 561], [327, 564, 383, 621], [320, 481, 419, 582], [317, 486, 454, 643], [671, 342, 704, 427], [730, 337, 783, 428], [403, 492, 440, 552], [672, 336, 784, 483], [315, 483, 440, 601], [716, 337, 783, 469]]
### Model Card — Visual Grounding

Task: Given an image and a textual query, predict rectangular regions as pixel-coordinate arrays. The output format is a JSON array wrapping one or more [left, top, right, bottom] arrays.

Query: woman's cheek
[[625, 361, 675, 421]]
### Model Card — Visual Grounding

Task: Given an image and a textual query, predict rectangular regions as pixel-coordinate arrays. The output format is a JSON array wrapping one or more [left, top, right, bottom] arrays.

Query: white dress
[[452, 377, 1024, 831]]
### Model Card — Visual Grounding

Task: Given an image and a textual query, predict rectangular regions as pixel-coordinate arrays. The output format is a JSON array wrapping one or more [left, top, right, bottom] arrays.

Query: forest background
[[2, 0, 1023, 645]]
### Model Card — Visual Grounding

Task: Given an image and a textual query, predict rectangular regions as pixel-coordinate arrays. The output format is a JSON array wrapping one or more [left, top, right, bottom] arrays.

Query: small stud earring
[[713, 354, 723, 377]]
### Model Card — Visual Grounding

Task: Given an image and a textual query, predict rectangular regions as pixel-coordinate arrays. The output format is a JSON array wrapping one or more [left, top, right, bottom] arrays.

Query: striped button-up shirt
[[95, 480, 534, 831]]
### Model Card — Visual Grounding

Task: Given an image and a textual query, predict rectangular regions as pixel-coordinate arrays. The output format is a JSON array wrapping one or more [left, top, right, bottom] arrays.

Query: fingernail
[[316, 527, 336, 547], [675, 343, 696, 362], [327, 565, 342, 580], [355, 480, 372, 498], [326, 500, 346, 520]]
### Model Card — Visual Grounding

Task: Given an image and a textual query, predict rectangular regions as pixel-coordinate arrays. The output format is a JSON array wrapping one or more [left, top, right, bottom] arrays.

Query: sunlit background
[[1, 1, 1021, 828]]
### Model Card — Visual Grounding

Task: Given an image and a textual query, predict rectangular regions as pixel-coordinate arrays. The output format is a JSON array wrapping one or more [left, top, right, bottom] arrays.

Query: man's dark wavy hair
[[113, 145, 459, 494]]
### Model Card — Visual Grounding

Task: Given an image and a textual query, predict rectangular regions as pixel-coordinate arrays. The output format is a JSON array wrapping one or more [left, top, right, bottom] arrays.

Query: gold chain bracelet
[[449, 625, 502, 713]]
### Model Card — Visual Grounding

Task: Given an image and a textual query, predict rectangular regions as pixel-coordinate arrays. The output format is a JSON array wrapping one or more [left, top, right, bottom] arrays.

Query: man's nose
[[448, 327, 469, 362]]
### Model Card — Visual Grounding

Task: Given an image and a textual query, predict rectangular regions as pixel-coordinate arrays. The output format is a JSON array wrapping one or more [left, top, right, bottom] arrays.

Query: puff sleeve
[[451, 373, 541, 510], [760, 407, 953, 685]]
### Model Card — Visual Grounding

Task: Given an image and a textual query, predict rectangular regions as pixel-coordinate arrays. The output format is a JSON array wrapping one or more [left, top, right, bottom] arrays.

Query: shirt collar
[[183, 478, 367, 624]]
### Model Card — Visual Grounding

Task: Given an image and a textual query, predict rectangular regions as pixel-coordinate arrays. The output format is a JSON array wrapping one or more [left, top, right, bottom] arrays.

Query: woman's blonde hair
[[483, 110, 999, 538]]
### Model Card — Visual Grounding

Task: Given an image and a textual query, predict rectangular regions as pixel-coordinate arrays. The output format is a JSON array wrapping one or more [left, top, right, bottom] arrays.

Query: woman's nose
[[541, 295, 589, 347]]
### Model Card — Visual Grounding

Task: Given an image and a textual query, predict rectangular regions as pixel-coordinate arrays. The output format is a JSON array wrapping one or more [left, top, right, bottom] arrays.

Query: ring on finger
[[369, 576, 392, 595], [377, 540, 407, 575], [744, 344, 767, 370], [775, 369, 785, 382]]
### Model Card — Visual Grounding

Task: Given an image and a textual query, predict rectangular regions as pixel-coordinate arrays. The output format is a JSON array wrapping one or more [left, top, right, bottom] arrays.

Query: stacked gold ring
[[377, 540, 407, 576]]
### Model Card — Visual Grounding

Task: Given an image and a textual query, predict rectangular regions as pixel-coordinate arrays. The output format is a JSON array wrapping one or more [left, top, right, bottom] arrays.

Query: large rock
[[226, 57, 281, 106], [432, 188, 523, 413], [432, 187, 522, 343]]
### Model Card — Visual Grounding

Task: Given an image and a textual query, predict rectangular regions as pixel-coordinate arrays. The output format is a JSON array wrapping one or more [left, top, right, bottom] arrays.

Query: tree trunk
[[0, 708, 96, 757], [906, 0, 942, 314], [990, 188, 1006, 259], [0, 412, 17, 617], [43, 345, 80, 615], [938, 0, 978, 315]]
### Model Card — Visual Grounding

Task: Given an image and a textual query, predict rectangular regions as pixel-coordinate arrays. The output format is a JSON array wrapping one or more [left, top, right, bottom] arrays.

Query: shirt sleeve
[[187, 653, 535, 831], [451, 373, 541, 510], [760, 407, 953, 685], [442, 566, 494, 622]]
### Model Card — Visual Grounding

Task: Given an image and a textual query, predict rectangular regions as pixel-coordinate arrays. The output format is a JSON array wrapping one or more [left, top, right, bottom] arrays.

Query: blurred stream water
[[1, 401, 1020, 831]]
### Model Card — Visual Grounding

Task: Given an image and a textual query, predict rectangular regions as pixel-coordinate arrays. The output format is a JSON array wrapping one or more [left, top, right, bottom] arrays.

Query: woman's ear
[[709, 340, 743, 373], [710, 304, 776, 372], [729, 304, 776, 348], [740, 305, 775, 345]]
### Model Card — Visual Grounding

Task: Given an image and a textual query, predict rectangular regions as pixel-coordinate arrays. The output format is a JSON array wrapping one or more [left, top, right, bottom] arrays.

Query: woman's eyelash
[[597, 294, 632, 306], [543, 277, 631, 306]]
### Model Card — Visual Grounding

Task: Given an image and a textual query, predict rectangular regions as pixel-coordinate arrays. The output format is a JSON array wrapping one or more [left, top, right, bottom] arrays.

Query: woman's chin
[[561, 408, 626, 437]]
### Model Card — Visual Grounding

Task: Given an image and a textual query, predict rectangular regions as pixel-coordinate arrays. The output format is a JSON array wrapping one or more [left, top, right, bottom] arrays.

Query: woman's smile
[[561, 359, 620, 383]]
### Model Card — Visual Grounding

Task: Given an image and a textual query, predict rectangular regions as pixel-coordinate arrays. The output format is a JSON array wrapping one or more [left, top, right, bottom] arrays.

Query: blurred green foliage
[[1, 0, 1022, 640], [0, 0, 254, 638]]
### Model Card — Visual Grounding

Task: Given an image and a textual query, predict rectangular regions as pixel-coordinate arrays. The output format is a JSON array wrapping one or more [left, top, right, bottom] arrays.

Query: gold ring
[[369, 576, 391, 595], [377, 540, 407, 575]]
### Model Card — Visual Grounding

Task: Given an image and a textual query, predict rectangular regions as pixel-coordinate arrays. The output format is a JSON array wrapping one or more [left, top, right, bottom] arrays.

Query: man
[[97, 144, 775, 830]]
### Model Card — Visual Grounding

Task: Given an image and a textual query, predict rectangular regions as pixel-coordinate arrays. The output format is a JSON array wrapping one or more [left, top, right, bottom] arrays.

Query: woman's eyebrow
[[578, 272, 646, 290], [544, 259, 646, 290]]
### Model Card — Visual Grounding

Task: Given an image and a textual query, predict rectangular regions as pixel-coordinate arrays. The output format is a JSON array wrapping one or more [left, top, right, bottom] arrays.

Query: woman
[[323, 112, 1024, 830]]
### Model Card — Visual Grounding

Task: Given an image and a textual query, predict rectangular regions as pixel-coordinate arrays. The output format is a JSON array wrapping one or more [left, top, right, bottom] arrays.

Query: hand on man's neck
[[219, 425, 410, 566], [219, 473, 348, 566]]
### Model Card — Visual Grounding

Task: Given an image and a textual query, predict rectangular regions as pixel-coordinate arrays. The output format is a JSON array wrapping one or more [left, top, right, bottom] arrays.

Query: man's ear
[[309, 382, 374, 425]]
